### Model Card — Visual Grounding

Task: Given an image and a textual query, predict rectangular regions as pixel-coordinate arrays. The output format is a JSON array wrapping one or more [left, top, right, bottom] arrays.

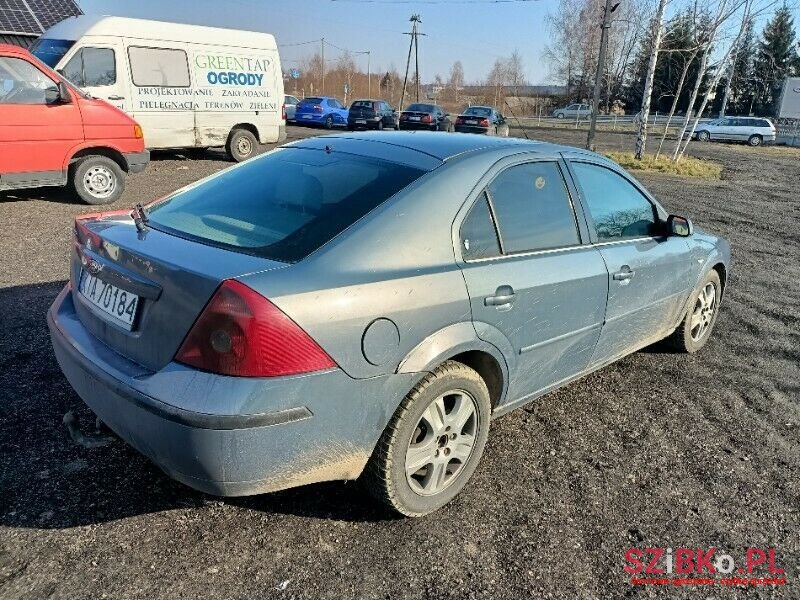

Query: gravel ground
[[1, 126, 798, 599]]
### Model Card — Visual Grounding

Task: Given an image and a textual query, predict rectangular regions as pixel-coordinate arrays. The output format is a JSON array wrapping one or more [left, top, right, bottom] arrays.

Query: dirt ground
[[1, 126, 798, 599]]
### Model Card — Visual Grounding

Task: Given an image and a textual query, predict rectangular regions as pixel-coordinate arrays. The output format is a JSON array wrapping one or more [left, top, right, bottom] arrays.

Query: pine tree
[[753, 6, 800, 116]]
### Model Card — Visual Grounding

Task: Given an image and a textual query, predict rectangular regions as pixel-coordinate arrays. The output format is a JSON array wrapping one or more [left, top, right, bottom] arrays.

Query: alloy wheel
[[690, 282, 717, 341], [405, 390, 478, 496]]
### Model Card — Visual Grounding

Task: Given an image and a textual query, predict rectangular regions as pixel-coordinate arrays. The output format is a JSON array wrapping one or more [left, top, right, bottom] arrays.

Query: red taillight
[[175, 279, 337, 377], [456, 116, 464, 125], [400, 113, 409, 120], [479, 118, 491, 127], [314, 105, 323, 112], [282, 103, 287, 121], [422, 114, 432, 123]]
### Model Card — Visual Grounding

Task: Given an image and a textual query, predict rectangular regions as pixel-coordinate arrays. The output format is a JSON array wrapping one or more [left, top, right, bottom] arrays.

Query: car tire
[[748, 134, 762, 147], [697, 130, 711, 142], [376, 119, 384, 131], [324, 115, 334, 130], [556, 112, 565, 119], [664, 269, 722, 354], [226, 128, 258, 162], [364, 360, 491, 517], [70, 156, 125, 205]]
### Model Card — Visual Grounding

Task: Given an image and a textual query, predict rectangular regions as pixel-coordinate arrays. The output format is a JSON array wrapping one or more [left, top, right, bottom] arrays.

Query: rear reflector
[[176, 279, 336, 377]]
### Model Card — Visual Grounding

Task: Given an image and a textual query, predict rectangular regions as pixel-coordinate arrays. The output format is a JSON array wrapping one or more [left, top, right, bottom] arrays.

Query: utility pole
[[401, 14, 425, 110], [586, 0, 619, 152], [367, 51, 371, 97], [321, 38, 325, 95]]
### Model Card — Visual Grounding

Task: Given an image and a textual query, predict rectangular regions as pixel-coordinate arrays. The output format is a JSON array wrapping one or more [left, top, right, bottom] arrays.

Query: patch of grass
[[605, 151, 723, 179]]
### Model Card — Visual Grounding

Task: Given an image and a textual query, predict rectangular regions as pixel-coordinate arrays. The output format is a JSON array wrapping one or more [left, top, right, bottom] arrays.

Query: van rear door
[[57, 38, 130, 114]]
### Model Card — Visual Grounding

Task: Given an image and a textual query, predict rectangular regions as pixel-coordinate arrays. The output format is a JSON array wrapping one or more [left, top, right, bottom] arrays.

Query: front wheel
[[70, 156, 125, 205], [364, 361, 491, 517], [226, 128, 258, 162], [748, 134, 762, 147], [664, 270, 721, 353], [556, 112, 565, 119], [697, 130, 710, 142]]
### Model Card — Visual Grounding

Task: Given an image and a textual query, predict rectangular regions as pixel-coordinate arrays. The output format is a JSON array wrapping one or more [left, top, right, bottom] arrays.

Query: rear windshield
[[147, 148, 426, 262], [29, 38, 75, 67], [351, 100, 376, 109], [464, 107, 492, 117], [298, 97, 323, 105], [406, 103, 436, 112]]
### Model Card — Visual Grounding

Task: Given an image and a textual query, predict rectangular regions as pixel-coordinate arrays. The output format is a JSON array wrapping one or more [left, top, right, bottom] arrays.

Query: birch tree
[[635, 0, 669, 159]]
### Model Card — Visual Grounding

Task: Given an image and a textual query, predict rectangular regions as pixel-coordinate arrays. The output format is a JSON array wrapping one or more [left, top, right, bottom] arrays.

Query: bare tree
[[507, 49, 525, 99], [635, 0, 669, 159], [449, 61, 465, 102]]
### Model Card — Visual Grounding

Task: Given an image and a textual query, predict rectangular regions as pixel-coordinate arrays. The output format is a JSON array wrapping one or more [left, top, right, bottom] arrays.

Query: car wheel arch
[[229, 122, 261, 143], [67, 146, 128, 173], [395, 321, 510, 410]]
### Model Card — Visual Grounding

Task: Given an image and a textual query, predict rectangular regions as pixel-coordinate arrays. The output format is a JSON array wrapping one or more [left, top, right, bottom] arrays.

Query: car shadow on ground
[[0, 281, 397, 530]]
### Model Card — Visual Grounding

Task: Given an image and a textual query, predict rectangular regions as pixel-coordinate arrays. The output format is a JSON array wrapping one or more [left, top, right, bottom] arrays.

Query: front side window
[[128, 47, 190, 87], [147, 148, 426, 263], [570, 162, 658, 241], [60, 48, 116, 87], [0, 57, 58, 105], [487, 162, 580, 254], [460, 193, 501, 260]]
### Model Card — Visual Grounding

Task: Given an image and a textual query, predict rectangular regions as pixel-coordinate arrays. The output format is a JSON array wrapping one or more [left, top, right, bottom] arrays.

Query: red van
[[0, 44, 148, 204]]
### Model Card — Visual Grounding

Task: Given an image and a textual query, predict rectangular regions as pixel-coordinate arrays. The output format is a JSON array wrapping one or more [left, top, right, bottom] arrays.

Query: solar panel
[[0, 0, 81, 36]]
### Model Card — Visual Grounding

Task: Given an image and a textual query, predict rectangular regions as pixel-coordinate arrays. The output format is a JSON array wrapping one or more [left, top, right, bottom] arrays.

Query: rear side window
[[570, 162, 658, 241], [128, 47, 190, 87], [147, 148, 426, 262], [460, 193, 501, 260], [487, 162, 580, 254], [60, 48, 115, 87]]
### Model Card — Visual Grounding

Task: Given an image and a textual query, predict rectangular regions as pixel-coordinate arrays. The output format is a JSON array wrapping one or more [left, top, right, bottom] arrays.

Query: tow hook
[[63, 411, 116, 449]]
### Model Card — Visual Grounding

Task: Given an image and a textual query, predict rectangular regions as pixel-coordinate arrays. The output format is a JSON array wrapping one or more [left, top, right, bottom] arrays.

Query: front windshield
[[29, 38, 76, 68]]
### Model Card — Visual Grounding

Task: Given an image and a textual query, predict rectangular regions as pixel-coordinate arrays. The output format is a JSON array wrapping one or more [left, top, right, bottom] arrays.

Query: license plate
[[410, 116, 421, 121], [78, 270, 139, 330], [303, 114, 313, 119], [356, 119, 367, 124], [466, 120, 478, 125]]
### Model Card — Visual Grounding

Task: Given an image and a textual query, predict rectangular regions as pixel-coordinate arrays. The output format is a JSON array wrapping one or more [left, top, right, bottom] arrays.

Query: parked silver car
[[693, 116, 776, 146], [284, 94, 300, 122], [49, 132, 730, 516], [553, 103, 592, 119]]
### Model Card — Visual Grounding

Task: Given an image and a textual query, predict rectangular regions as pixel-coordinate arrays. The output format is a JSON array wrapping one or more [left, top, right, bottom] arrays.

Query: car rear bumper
[[454, 126, 491, 134], [295, 113, 326, 124], [347, 117, 382, 128], [48, 284, 416, 496], [124, 150, 150, 174], [399, 122, 435, 130]]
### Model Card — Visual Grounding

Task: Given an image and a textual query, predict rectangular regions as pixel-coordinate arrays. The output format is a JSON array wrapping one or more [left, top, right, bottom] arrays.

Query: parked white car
[[692, 117, 776, 147], [553, 103, 592, 120]]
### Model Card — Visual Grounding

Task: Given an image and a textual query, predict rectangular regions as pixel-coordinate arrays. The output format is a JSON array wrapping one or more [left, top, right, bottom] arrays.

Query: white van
[[31, 16, 286, 162]]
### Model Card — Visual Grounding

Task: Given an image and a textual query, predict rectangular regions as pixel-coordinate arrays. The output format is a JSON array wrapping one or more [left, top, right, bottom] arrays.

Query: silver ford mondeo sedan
[[48, 132, 730, 516]]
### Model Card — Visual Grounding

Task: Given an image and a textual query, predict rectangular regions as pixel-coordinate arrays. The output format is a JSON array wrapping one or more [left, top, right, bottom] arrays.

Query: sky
[[79, 0, 561, 84]]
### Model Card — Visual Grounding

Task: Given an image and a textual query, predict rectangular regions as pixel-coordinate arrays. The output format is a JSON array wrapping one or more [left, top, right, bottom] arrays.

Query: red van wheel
[[71, 156, 125, 205]]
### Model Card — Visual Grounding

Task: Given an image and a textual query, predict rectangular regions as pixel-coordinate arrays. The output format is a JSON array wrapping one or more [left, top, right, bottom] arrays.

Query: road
[[1, 125, 798, 599]]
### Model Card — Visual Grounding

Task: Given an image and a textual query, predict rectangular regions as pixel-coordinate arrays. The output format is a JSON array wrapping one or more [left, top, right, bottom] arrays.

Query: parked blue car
[[49, 132, 730, 517], [294, 96, 348, 129]]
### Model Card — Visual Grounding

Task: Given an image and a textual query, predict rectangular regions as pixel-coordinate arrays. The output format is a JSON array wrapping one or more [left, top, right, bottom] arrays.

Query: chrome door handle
[[107, 95, 125, 100], [485, 285, 516, 309], [613, 267, 635, 281]]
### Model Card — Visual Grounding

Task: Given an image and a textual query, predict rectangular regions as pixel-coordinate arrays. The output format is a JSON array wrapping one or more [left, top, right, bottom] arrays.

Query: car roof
[[288, 131, 591, 165]]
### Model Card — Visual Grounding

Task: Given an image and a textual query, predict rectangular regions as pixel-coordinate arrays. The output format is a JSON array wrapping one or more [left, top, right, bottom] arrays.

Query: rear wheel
[[748, 134, 762, 147], [364, 360, 491, 517], [70, 156, 125, 205], [226, 128, 258, 162], [665, 270, 721, 353], [324, 115, 334, 130], [376, 119, 384, 131]]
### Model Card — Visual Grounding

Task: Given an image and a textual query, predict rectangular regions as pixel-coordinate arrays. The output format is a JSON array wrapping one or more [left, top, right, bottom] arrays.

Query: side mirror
[[56, 81, 72, 103], [667, 214, 693, 237]]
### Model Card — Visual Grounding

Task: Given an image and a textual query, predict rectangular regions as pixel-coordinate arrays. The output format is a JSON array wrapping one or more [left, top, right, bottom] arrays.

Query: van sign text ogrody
[[195, 54, 271, 87]]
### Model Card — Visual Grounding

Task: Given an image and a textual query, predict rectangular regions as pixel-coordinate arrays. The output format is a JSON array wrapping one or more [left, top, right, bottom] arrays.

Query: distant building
[[0, 0, 82, 48]]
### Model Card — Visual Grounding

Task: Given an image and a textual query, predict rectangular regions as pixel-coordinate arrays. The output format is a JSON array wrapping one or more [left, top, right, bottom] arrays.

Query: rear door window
[[128, 47, 190, 87], [570, 162, 658, 241], [487, 162, 580, 254], [147, 148, 426, 262]]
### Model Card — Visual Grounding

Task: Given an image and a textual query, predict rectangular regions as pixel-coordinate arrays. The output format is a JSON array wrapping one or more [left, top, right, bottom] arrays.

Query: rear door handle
[[613, 266, 635, 281], [107, 95, 125, 100], [485, 285, 516, 309]]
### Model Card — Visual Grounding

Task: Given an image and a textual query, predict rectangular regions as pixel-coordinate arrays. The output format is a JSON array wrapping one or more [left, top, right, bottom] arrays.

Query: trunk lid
[[71, 214, 287, 371]]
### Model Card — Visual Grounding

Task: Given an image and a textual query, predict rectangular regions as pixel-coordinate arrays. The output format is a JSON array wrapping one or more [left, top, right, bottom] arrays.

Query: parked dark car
[[348, 99, 398, 130], [49, 132, 730, 517], [454, 106, 509, 136], [399, 103, 452, 131]]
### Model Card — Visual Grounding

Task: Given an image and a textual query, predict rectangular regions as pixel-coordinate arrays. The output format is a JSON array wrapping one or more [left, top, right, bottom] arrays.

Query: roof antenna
[[503, 100, 530, 141]]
